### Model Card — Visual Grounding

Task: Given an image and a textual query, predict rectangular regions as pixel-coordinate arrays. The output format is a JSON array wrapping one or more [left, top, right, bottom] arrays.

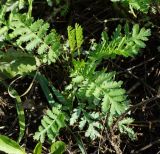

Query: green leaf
[[10, 89, 25, 143], [34, 107, 66, 143], [50, 141, 66, 154], [85, 123, 101, 140], [0, 50, 37, 78], [8, 14, 61, 64], [51, 85, 66, 104], [19, 0, 25, 9], [0, 135, 25, 154], [89, 24, 151, 60], [75, 23, 83, 49], [67, 26, 76, 52], [118, 117, 136, 140], [36, 72, 55, 107], [70, 108, 81, 125], [33, 142, 42, 154], [74, 134, 87, 154]]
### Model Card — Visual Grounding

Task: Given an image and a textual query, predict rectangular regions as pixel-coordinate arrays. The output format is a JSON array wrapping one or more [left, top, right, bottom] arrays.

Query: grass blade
[[0, 135, 25, 154], [36, 72, 55, 107], [10, 89, 25, 143]]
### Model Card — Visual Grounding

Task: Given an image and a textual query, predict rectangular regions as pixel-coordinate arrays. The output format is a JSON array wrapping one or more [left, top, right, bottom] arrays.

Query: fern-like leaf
[[78, 71, 129, 117], [8, 14, 61, 64], [67, 23, 83, 54], [89, 24, 151, 61], [67, 26, 76, 52], [34, 107, 65, 143], [118, 117, 136, 140], [75, 23, 83, 49], [0, 26, 8, 41], [70, 108, 82, 125]]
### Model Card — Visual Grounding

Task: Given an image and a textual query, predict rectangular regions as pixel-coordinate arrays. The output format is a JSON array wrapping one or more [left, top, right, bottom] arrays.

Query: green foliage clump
[[0, 0, 152, 153], [65, 23, 151, 140], [33, 23, 150, 141], [0, 12, 62, 76]]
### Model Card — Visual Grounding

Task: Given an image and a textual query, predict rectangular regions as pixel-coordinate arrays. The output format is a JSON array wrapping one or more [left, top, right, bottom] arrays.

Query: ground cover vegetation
[[0, 0, 160, 153]]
